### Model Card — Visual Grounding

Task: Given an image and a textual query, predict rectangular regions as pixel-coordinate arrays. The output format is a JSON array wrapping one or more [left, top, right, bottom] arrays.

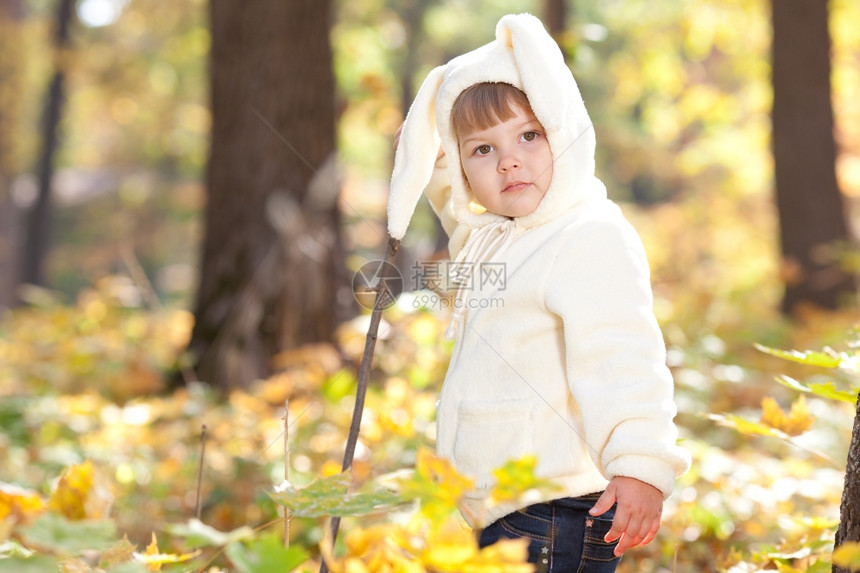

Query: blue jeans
[[478, 492, 621, 573]]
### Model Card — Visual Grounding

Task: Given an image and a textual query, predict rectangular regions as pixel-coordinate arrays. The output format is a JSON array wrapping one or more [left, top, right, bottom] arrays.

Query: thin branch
[[195, 424, 207, 520], [284, 400, 290, 547], [320, 236, 401, 573]]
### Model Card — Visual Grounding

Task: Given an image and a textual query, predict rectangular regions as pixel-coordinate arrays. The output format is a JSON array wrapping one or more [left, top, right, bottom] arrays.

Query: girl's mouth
[[502, 181, 530, 193]]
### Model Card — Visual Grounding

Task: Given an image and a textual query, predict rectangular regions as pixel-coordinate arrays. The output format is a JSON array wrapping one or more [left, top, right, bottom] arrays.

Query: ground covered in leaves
[[1, 253, 859, 572]]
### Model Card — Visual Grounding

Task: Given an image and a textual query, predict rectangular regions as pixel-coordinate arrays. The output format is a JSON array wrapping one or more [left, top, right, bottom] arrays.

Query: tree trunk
[[0, 0, 24, 309], [544, 0, 570, 62], [397, 0, 430, 120], [771, 0, 855, 315], [834, 394, 860, 573], [0, 187, 17, 310], [189, 0, 340, 390], [22, 0, 75, 288], [544, 0, 567, 41]]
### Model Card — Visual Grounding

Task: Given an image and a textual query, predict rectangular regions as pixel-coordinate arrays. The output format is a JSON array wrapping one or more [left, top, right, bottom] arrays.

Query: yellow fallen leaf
[[134, 532, 200, 572], [321, 459, 344, 477], [49, 461, 94, 520], [344, 558, 371, 573], [420, 522, 478, 569], [144, 533, 161, 571], [100, 535, 137, 568], [398, 449, 474, 523], [833, 541, 860, 569], [462, 538, 534, 573], [417, 521, 532, 573], [760, 396, 814, 436], [0, 482, 46, 524], [345, 524, 393, 557]]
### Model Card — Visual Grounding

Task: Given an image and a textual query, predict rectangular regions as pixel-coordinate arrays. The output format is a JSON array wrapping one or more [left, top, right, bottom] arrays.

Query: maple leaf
[[491, 455, 561, 504], [321, 523, 424, 573], [48, 460, 113, 521], [760, 396, 814, 436], [134, 533, 200, 572], [396, 449, 474, 524]]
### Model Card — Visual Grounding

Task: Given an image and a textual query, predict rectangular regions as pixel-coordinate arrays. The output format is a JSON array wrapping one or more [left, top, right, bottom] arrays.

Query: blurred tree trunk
[[544, 0, 570, 62], [397, 0, 429, 119], [394, 0, 446, 260], [22, 0, 75, 289], [776, 2, 860, 565], [189, 0, 341, 390], [835, 395, 860, 573], [0, 0, 24, 309], [771, 0, 855, 315]]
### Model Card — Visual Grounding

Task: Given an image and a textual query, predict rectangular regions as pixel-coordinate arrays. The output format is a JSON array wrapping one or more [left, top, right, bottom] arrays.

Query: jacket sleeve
[[544, 210, 690, 498]]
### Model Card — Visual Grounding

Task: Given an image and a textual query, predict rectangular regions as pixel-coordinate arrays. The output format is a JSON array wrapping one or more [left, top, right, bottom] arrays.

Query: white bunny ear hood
[[387, 12, 606, 258]]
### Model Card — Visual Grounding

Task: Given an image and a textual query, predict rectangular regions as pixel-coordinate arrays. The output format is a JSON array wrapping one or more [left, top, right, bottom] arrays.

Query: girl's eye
[[475, 144, 493, 155], [522, 131, 539, 142]]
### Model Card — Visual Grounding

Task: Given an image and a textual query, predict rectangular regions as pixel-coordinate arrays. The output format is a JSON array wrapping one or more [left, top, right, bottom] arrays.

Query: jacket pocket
[[453, 399, 533, 484]]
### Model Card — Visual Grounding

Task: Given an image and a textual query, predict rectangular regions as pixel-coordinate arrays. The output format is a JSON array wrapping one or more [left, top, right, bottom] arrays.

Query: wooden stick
[[320, 236, 400, 573], [195, 424, 207, 520], [284, 400, 290, 547]]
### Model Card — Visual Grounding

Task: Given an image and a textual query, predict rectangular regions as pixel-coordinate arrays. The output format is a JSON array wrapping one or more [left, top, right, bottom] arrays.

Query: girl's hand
[[589, 476, 663, 557]]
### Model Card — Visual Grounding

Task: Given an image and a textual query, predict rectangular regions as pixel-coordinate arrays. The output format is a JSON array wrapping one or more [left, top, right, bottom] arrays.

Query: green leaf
[[708, 413, 784, 438], [0, 540, 34, 559], [166, 518, 255, 548], [804, 560, 832, 573], [0, 556, 60, 572], [808, 382, 859, 403], [224, 534, 308, 573], [833, 541, 860, 570], [776, 375, 811, 393], [765, 546, 811, 560], [491, 455, 562, 503], [322, 368, 357, 402], [0, 397, 31, 447], [776, 375, 858, 403], [19, 514, 117, 554], [268, 473, 408, 518], [689, 505, 734, 540], [755, 344, 843, 369]]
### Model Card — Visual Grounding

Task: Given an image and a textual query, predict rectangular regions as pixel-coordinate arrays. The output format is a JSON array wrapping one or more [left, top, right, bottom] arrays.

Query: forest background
[[1, 0, 860, 571]]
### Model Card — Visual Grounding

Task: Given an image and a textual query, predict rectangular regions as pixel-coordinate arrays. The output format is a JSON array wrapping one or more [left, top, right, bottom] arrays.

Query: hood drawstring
[[445, 218, 517, 339]]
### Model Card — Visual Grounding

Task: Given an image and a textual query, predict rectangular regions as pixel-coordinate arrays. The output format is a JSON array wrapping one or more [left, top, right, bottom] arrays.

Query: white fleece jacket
[[387, 13, 691, 528]]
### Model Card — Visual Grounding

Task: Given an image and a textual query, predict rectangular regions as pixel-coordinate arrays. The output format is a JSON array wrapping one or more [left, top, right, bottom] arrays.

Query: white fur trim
[[387, 65, 447, 240]]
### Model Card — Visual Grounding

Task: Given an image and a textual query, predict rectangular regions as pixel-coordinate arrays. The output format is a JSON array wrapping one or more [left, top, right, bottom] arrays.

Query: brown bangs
[[451, 83, 532, 139]]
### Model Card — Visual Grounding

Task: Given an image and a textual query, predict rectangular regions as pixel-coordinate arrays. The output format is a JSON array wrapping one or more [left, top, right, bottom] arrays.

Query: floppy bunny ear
[[387, 64, 447, 240], [496, 14, 587, 133]]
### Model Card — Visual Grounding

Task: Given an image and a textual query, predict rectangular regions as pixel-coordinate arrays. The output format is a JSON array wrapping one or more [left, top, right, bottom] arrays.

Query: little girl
[[387, 13, 690, 571]]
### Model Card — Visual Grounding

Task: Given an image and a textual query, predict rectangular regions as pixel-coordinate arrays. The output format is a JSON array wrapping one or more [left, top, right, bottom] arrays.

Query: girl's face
[[458, 104, 553, 218]]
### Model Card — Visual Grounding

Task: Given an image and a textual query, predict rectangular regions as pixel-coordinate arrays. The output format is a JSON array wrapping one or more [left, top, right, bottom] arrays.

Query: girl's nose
[[498, 150, 521, 172]]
